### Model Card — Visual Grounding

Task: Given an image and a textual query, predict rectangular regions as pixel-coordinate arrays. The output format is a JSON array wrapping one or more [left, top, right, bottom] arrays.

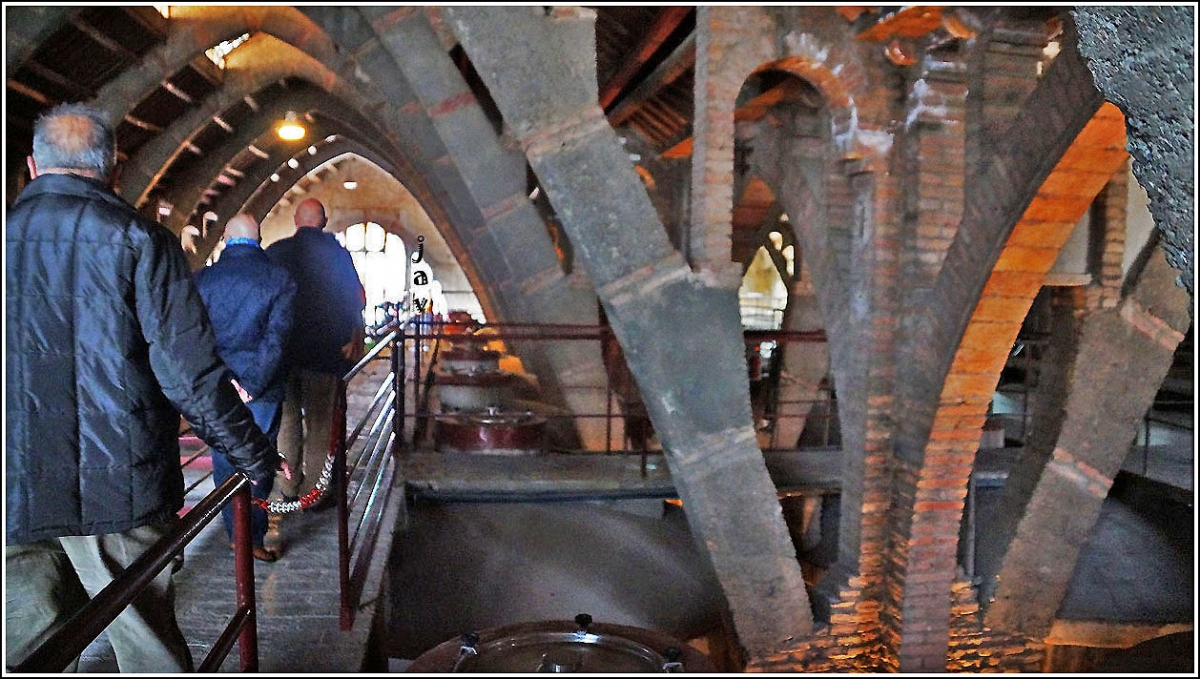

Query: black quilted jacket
[[5, 173, 276, 544]]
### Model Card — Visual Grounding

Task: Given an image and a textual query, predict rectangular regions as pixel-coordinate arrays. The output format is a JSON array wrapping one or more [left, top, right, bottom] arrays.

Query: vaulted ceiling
[[5, 5, 1063, 261]]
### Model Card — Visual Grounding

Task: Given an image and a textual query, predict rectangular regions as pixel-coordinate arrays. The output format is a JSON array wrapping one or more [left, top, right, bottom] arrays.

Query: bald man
[[195, 213, 298, 561], [266, 198, 366, 510]]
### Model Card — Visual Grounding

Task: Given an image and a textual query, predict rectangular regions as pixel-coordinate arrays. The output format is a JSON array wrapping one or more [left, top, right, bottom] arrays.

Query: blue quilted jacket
[[194, 243, 297, 403]]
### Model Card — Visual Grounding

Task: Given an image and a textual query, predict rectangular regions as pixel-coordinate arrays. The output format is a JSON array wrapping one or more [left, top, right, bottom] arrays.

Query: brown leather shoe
[[230, 543, 280, 563]]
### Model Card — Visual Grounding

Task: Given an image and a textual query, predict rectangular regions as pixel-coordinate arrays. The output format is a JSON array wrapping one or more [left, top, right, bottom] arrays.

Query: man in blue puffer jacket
[[5, 103, 281, 671], [195, 213, 297, 562]]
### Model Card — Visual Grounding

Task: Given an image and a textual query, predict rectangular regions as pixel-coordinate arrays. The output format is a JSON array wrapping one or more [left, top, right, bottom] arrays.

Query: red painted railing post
[[231, 486, 259, 672]]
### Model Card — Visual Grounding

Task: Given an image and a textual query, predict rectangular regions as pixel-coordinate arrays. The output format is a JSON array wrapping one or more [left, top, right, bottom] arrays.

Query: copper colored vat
[[439, 346, 502, 374], [435, 408, 546, 455], [433, 369, 515, 412]]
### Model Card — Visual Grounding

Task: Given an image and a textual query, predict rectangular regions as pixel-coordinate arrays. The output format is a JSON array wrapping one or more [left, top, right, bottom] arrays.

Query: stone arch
[[307, 6, 610, 450], [119, 31, 395, 209], [145, 5, 605, 451], [159, 85, 389, 235], [101, 11, 522, 340], [91, 5, 353, 126], [446, 6, 816, 653], [4, 6, 82, 76]]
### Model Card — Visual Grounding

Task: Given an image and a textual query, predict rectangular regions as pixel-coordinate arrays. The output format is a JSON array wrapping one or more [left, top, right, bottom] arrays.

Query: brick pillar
[[901, 58, 968, 287], [1085, 160, 1130, 310], [688, 7, 771, 284]]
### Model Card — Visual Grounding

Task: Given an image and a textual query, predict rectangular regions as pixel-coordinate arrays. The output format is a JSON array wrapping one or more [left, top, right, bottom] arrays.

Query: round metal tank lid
[[406, 615, 717, 673]]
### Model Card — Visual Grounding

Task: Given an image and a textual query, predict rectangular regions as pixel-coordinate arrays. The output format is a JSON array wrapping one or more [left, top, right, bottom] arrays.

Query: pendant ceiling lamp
[[276, 111, 306, 141]]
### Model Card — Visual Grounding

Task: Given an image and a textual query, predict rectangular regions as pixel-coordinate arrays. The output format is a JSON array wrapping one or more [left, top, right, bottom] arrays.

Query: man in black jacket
[[266, 198, 366, 508], [195, 213, 297, 562], [5, 103, 280, 671]]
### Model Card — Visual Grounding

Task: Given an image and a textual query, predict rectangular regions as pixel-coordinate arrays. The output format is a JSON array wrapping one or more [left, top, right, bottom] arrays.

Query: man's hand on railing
[[342, 326, 367, 362], [240, 447, 290, 486]]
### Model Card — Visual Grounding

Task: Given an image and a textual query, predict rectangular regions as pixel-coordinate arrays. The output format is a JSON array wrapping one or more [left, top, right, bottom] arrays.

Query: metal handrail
[[391, 320, 837, 456], [335, 315, 408, 630], [13, 475, 260, 673]]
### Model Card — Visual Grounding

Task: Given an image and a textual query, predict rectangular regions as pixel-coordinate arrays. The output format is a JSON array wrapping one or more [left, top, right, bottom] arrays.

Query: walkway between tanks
[[79, 359, 401, 673], [79, 466, 396, 672]]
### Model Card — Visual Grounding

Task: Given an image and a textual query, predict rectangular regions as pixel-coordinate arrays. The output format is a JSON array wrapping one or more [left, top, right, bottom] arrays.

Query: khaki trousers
[[277, 368, 340, 498], [5, 519, 194, 672]]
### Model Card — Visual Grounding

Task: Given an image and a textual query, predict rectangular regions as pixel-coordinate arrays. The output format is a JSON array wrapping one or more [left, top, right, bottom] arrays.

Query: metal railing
[[12, 475, 262, 673], [335, 317, 406, 629], [390, 319, 834, 456]]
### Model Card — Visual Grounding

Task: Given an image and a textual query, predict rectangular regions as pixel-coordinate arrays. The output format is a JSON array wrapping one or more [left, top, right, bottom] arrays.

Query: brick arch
[[735, 55, 893, 607], [690, 6, 886, 273], [694, 17, 892, 616], [886, 77, 1129, 672], [750, 56, 882, 166], [737, 172, 839, 456]]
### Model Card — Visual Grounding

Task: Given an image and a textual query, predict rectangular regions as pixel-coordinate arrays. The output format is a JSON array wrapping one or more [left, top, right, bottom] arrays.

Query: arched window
[[336, 222, 407, 326]]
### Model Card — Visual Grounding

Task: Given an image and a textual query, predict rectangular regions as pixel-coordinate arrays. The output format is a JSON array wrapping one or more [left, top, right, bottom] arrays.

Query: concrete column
[[985, 245, 1190, 637], [1074, 6, 1195, 300], [444, 6, 814, 654], [771, 283, 830, 450]]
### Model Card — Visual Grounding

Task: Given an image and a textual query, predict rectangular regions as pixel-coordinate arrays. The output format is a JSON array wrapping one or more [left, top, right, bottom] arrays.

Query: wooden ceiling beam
[[69, 14, 139, 61], [161, 79, 194, 105], [22, 60, 91, 100], [599, 6, 692, 111], [7, 79, 53, 106], [607, 32, 695, 126], [123, 114, 163, 133]]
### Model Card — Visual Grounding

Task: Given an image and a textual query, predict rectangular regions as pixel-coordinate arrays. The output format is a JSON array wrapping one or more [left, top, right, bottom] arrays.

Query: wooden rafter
[[599, 6, 692, 111], [606, 32, 695, 126]]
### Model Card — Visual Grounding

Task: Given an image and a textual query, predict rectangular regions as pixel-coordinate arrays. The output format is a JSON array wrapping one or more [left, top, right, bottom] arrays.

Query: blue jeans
[[211, 398, 280, 547]]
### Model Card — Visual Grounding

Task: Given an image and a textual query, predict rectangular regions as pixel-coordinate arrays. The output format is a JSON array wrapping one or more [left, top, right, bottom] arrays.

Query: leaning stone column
[[445, 6, 813, 655]]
